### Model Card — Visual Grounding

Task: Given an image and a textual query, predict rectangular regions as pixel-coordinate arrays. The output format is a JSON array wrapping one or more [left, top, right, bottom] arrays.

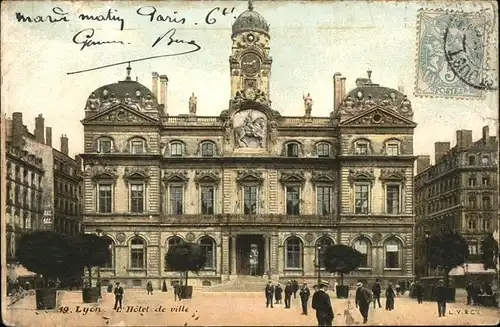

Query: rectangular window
[[286, 186, 300, 215], [469, 177, 476, 186], [482, 177, 490, 186], [482, 219, 490, 230], [201, 186, 215, 215], [201, 143, 214, 157], [385, 245, 399, 268], [170, 186, 183, 215], [468, 196, 477, 209], [130, 245, 144, 268], [386, 143, 399, 156], [386, 185, 400, 214], [355, 143, 368, 155], [130, 184, 144, 213], [287, 144, 298, 157], [286, 242, 301, 269], [98, 184, 112, 213], [243, 185, 258, 214], [355, 184, 369, 214], [316, 186, 332, 215], [170, 143, 183, 156], [131, 141, 144, 154], [468, 244, 478, 255]]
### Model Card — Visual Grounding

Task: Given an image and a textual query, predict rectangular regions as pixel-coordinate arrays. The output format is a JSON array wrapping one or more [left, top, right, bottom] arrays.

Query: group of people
[[466, 280, 494, 305], [265, 280, 299, 309]]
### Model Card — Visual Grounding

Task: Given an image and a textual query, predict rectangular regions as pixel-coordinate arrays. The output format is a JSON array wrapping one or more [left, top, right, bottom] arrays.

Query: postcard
[[1, 1, 499, 326]]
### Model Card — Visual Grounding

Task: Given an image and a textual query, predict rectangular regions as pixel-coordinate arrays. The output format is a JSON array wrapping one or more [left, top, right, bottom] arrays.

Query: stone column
[[264, 235, 270, 276], [221, 234, 229, 276], [231, 236, 237, 276], [271, 234, 279, 278]]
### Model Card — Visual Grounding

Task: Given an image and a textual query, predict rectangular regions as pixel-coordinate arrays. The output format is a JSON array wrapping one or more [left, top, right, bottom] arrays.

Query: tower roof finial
[[248, 0, 254, 11], [126, 62, 132, 81], [367, 69, 372, 80]]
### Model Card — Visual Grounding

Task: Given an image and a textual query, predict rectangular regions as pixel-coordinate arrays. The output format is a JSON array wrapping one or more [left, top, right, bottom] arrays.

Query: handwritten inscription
[[15, 7, 69, 23], [152, 28, 199, 49], [136, 6, 187, 24], [73, 28, 128, 51], [78, 9, 125, 31]]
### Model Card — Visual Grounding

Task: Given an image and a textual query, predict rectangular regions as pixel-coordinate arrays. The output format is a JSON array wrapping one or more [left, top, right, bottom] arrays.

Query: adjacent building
[[3, 112, 84, 272], [414, 127, 499, 278], [81, 3, 417, 288]]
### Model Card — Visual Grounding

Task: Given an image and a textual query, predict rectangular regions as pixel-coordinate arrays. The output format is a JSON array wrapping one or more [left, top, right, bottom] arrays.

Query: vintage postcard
[[1, 1, 499, 326]]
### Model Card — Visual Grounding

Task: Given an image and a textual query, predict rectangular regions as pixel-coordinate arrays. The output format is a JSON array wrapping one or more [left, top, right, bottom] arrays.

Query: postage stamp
[[415, 9, 496, 99]]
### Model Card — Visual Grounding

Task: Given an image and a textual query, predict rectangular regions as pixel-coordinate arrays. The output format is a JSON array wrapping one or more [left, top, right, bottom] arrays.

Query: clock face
[[241, 53, 261, 75]]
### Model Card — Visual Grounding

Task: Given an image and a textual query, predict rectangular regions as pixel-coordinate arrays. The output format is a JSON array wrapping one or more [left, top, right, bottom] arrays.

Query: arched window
[[97, 137, 113, 153], [201, 142, 215, 157], [384, 238, 402, 269], [354, 139, 370, 155], [316, 142, 330, 158], [286, 142, 299, 157], [170, 142, 184, 157], [285, 237, 302, 269], [165, 236, 183, 271], [199, 237, 216, 269], [129, 137, 146, 154], [385, 141, 400, 156], [101, 237, 115, 269], [353, 238, 370, 267], [316, 237, 333, 268], [130, 237, 146, 269]]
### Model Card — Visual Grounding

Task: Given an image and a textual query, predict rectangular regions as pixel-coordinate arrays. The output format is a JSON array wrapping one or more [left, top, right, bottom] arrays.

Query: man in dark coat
[[435, 280, 447, 317], [299, 282, 311, 315], [274, 282, 283, 304], [371, 279, 382, 309], [355, 282, 372, 324], [284, 281, 293, 308], [414, 280, 424, 304], [265, 281, 275, 308], [292, 280, 299, 299], [113, 282, 124, 311], [312, 280, 334, 326]]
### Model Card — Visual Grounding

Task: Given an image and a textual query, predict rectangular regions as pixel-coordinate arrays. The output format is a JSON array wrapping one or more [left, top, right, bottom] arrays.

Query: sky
[[1, 0, 498, 160]]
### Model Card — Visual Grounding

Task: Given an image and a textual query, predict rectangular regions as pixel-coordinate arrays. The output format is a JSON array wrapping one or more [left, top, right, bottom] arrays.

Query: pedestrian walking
[[355, 282, 372, 324], [146, 281, 153, 295], [113, 282, 124, 311], [265, 281, 275, 308], [162, 280, 168, 292], [395, 283, 401, 296], [312, 280, 334, 326], [414, 280, 424, 304], [292, 280, 299, 299], [299, 282, 310, 315], [371, 279, 382, 309], [385, 283, 395, 310], [96, 280, 102, 298], [274, 282, 283, 304], [173, 281, 180, 301], [284, 281, 293, 308], [435, 280, 447, 317]]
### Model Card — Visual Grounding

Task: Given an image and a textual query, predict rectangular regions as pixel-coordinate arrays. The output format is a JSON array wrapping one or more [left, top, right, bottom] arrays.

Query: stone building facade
[[414, 127, 498, 277], [81, 4, 417, 288]]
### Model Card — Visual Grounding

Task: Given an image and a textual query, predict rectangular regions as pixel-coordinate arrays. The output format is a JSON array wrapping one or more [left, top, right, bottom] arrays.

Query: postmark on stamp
[[415, 9, 497, 99]]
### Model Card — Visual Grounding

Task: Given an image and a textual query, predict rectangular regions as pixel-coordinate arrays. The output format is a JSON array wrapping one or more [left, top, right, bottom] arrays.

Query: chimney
[[456, 130, 473, 149], [434, 142, 450, 164], [482, 125, 489, 142], [12, 112, 24, 147], [417, 155, 431, 174], [60, 134, 69, 155], [333, 73, 344, 111], [159, 75, 168, 116], [34, 114, 45, 144], [152, 72, 159, 99], [45, 127, 52, 146]]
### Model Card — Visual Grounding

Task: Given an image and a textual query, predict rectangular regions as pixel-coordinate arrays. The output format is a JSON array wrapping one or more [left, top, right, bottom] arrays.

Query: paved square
[[4, 289, 499, 326]]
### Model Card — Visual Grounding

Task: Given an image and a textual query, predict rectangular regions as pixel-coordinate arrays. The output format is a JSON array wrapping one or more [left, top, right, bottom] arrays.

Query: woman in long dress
[[385, 283, 396, 311]]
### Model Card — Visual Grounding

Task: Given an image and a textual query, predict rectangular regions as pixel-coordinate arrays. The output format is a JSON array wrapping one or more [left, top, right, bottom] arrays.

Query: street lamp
[[96, 228, 103, 299], [317, 245, 322, 285], [425, 230, 431, 277]]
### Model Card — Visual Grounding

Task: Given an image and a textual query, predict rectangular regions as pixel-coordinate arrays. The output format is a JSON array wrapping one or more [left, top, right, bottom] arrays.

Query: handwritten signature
[[72, 28, 128, 51]]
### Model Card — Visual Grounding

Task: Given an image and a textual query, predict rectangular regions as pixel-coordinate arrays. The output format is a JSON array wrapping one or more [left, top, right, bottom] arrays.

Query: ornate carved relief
[[99, 108, 153, 123], [90, 167, 118, 181], [236, 170, 264, 184], [230, 89, 271, 108], [279, 171, 306, 185], [162, 170, 189, 183], [345, 109, 409, 126], [116, 233, 126, 244], [338, 92, 413, 120], [379, 168, 406, 184], [233, 110, 267, 148], [347, 169, 375, 185], [311, 171, 336, 185], [123, 167, 151, 182], [194, 170, 221, 184], [85, 88, 158, 112], [186, 233, 196, 242]]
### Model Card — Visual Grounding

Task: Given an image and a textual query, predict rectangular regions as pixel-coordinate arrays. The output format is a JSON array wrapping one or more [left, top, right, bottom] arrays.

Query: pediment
[[195, 170, 220, 183], [347, 169, 375, 185], [124, 167, 150, 181], [379, 168, 406, 183], [236, 170, 264, 184], [340, 107, 416, 127], [162, 170, 189, 183], [280, 171, 306, 185], [311, 171, 336, 185], [90, 167, 118, 181], [81, 104, 160, 125]]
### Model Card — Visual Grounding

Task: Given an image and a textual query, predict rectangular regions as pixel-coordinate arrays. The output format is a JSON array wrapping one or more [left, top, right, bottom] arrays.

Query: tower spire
[[248, 0, 254, 11], [126, 62, 132, 81]]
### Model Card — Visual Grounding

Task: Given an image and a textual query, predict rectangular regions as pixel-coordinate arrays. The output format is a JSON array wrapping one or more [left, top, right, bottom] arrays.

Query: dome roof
[[232, 2, 270, 38], [84, 67, 160, 112]]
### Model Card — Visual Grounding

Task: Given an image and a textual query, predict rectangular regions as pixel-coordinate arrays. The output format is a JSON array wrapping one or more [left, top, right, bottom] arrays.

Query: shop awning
[[449, 263, 496, 276], [7, 265, 36, 280]]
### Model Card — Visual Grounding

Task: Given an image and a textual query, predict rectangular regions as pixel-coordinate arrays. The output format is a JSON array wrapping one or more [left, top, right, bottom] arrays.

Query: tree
[[17, 231, 77, 288], [165, 242, 207, 287], [480, 233, 499, 270], [322, 244, 362, 285], [73, 234, 109, 287], [428, 232, 469, 287]]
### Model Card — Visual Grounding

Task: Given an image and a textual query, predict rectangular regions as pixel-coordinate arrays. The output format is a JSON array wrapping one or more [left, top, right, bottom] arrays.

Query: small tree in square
[[165, 242, 207, 295], [322, 244, 363, 285], [73, 233, 109, 287], [428, 232, 469, 287], [480, 232, 499, 270]]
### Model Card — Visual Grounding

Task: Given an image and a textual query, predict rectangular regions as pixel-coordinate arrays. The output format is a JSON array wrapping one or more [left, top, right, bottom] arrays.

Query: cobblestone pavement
[[3, 289, 499, 326]]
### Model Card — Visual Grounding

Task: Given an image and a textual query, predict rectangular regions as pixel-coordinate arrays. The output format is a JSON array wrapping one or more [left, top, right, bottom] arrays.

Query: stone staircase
[[203, 275, 269, 292]]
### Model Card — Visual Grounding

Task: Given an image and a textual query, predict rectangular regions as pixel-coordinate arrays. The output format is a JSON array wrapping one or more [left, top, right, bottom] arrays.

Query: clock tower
[[229, 1, 272, 101]]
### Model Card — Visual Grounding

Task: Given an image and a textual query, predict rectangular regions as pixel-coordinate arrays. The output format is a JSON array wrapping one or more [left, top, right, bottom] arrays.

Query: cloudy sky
[[1, 0, 498, 159]]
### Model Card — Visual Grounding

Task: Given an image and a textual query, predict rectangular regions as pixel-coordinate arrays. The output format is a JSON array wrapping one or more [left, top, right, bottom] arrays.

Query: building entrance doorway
[[236, 235, 265, 275]]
